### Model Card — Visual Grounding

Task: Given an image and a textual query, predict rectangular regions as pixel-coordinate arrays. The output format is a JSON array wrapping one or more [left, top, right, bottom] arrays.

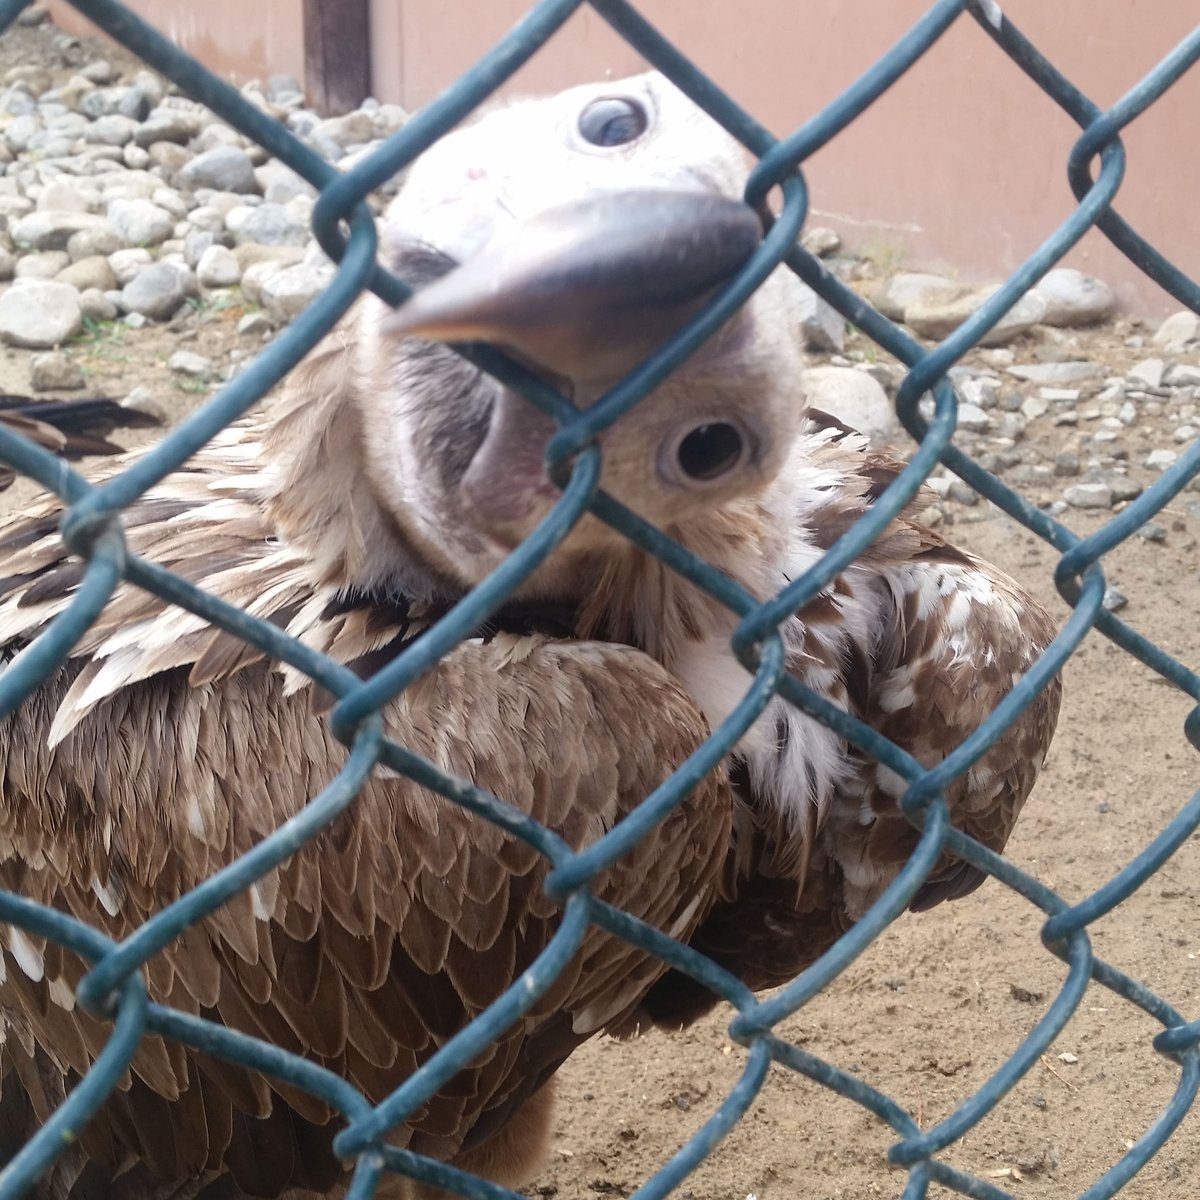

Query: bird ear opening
[[383, 188, 762, 383]]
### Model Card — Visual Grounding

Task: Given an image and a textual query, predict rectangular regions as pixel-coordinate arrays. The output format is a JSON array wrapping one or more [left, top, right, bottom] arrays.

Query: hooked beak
[[385, 187, 762, 383], [385, 187, 762, 536]]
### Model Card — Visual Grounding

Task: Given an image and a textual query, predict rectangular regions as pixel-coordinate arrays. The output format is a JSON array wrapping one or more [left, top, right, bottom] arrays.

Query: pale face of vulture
[[0, 71, 1061, 1200]]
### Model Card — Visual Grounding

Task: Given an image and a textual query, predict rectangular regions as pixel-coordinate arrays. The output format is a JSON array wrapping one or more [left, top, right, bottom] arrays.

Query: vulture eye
[[672, 422, 750, 483], [578, 97, 649, 147]]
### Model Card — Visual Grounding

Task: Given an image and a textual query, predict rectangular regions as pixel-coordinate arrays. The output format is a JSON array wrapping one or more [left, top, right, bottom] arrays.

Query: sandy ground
[[0, 16, 1198, 1200]]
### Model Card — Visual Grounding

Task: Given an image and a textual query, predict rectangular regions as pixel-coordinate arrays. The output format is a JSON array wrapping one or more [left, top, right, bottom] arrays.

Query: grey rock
[[1117, 401, 1137, 426], [1039, 387, 1081, 404], [959, 376, 1000, 410], [188, 205, 228, 233], [36, 180, 94, 213], [177, 145, 259, 195], [151, 187, 189, 220], [1127, 357, 1166, 389], [1006, 361, 1105, 385], [1174, 424, 1197, 444], [226, 202, 308, 247], [79, 58, 116, 85], [196, 244, 241, 287], [116, 86, 154, 122], [120, 385, 168, 422], [1102, 585, 1128, 613], [1165, 364, 1200, 387], [0, 280, 82, 347], [87, 114, 139, 146], [1031, 268, 1115, 327], [801, 226, 840, 257], [108, 247, 154, 285], [134, 110, 203, 148], [1145, 448, 1178, 471], [56, 254, 117, 292], [803, 366, 898, 447], [16, 251, 70, 280], [167, 349, 212, 378], [79, 85, 127, 119], [259, 261, 336, 322], [16, 3, 50, 25], [873, 272, 957, 322], [107, 198, 175, 247], [1053, 452, 1080, 477], [183, 229, 227, 267], [905, 284, 1046, 346], [120, 260, 197, 319], [1137, 522, 1167, 542], [267, 74, 304, 103], [795, 280, 844, 352], [30, 349, 85, 391], [11, 210, 110, 251], [5, 113, 42, 152], [122, 143, 151, 170], [257, 162, 316, 205], [67, 225, 124, 260], [956, 402, 992, 432], [312, 111, 376, 149], [78, 287, 117, 321], [237, 310, 274, 336], [1063, 482, 1113, 509], [1020, 394, 1049, 421], [1153, 310, 1200, 353], [147, 142, 192, 173]]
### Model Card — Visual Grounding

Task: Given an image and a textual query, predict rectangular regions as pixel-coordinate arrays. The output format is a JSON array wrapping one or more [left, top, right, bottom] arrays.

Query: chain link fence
[[0, 1, 1197, 1197]]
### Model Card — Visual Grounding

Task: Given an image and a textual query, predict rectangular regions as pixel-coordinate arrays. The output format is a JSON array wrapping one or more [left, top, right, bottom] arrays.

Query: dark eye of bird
[[676, 423, 745, 481], [578, 97, 649, 147]]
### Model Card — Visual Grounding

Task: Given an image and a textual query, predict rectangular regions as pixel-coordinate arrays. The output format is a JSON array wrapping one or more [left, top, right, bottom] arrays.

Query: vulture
[[0, 72, 1061, 1199]]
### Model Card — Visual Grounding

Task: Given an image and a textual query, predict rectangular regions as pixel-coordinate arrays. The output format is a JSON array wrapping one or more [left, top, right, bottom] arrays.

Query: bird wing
[[0, 454, 730, 1195], [640, 416, 1061, 1022]]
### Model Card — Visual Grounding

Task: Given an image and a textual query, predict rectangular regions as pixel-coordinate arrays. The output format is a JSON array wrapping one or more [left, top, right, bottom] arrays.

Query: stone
[[167, 349, 212, 378], [147, 142, 192, 173], [1165, 364, 1200, 387], [78, 287, 117, 321], [0, 249, 14, 281], [119, 261, 197, 319], [67, 224, 124, 260], [1040, 387, 1081, 403], [1137, 522, 1167, 542], [10, 210, 110, 251], [123, 143, 151, 170], [1153, 310, 1200, 352], [107, 198, 174, 247], [801, 226, 840, 257], [36, 180, 94, 213], [30, 349, 85, 391], [959, 376, 1000, 410], [1127, 357, 1165, 389], [133, 110, 203, 148], [0, 280, 82, 347], [1006, 361, 1105, 385], [226, 202, 309, 247], [120, 385, 168, 422], [956, 402, 992, 431], [56, 254, 117, 292], [1102, 585, 1128, 613], [237, 310, 274, 336], [258, 261, 336, 323], [233, 242, 304, 275], [872, 272, 958, 322], [177, 146, 259, 195], [1063, 482, 1113, 509], [1145, 448, 1178, 471], [1020, 395, 1049, 420], [312, 111, 376, 149], [1174, 425, 1197, 444], [16, 251, 70, 280], [1053, 452, 1080, 477], [905, 284, 1046, 346], [195, 243, 241, 287], [257, 162, 317, 205], [1031, 268, 1115, 327], [87, 114, 138, 146], [794, 279, 844, 352], [802, 366, 898, 447], [108, 247, 154, 285]]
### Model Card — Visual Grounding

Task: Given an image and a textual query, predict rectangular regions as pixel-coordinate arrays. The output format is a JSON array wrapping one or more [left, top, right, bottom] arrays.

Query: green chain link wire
[[0, 2, 1197, 1198]]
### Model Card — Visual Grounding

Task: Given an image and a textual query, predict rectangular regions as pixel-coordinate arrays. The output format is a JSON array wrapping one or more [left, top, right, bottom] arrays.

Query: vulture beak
[[386, 188, 763, 383], [385, 188, 762, 532]]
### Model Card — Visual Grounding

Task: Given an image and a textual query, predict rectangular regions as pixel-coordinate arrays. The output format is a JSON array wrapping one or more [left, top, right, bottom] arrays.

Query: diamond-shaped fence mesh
[[0, 1, 1197, 1198]]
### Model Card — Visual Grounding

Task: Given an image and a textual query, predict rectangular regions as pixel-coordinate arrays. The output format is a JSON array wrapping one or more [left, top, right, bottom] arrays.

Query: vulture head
[[332, 73, 806, 589]]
